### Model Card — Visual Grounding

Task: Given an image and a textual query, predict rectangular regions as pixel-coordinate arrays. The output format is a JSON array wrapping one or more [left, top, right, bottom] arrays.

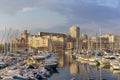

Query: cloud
[[42, 0, 120, 23], [21, 7, 33, 12], [77, 19, 120, 35], [0, 0, 120, 34], [0, 0, 120, 21]]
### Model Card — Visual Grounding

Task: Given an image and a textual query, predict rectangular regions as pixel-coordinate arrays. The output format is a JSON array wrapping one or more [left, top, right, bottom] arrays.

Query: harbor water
[[48, 51, 120, 80]]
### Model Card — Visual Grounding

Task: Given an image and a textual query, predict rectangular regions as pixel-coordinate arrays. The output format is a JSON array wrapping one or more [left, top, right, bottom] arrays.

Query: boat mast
[[99, 27, 102, 51], [96, 33, 98, 50], [4, 28, 12, 61], [0, 27, 6, 61], [14, 29, 18, 53], [10, 29, 15, 53], [49, 34, 53, 52]]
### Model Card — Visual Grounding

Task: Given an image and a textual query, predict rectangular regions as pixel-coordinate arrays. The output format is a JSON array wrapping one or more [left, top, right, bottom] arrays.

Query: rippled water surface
[[48, 52, 120, 80]]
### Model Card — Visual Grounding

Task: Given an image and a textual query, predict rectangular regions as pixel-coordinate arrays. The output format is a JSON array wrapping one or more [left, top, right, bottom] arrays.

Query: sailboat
[[0, 27, 8, 68]]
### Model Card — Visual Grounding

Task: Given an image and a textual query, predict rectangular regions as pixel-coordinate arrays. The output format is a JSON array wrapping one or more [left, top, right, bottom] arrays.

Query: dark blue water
[[49, 66, 88, 80], [48, 53, 120, 80], [48, 65, 119, 80]]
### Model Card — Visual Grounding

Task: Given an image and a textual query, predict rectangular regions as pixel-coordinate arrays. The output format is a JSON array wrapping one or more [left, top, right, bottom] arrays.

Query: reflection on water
[[70, 62, 79, 75], [49, 51, 120, 80], [58, 51, 65, 67]]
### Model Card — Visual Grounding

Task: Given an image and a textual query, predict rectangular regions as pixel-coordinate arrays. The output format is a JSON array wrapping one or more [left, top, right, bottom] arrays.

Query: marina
[[0, 27, 120, 80], [0, 51, 59, 80], [0, 0, 120, 80], [1, 50, 120, 80], [49, 51, 120, 80]]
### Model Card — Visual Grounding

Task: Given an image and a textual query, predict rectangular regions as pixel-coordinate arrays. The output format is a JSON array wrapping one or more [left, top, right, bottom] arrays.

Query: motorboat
[[0, 61, 6, 68], [110, 64, 120, 70], [110, 59, 120, 70]]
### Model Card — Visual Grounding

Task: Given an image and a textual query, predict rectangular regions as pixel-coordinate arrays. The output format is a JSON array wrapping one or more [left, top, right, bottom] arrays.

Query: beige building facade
[[86, 34, 120, 51], [69, 26, 80, 50], [12, 27, 120, 52], [12, 26, 81, 52], [70, 26, 80, 39], [28, 32, 65, 52], [12, 30, 67, 52]]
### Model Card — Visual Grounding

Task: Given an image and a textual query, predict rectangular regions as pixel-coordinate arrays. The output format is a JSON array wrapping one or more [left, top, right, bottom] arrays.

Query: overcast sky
[[0, 0, 120, 38]]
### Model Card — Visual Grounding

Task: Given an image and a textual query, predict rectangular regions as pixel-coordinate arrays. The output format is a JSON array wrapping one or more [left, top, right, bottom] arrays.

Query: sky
[[0, 0, 120, 38]]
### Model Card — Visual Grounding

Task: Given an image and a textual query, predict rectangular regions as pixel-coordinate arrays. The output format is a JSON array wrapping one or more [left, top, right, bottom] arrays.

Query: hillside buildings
[[11, 26, 120, 52], [12, 31, 66, 52], [86, 34, 120, 51], [28, 32, 66, 52], [11, 26, 80, 52]]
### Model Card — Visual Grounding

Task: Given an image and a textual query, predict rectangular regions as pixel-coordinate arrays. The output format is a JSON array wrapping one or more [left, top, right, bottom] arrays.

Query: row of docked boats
[[72, 51, 120, 71], [0, 51, 59, 80]]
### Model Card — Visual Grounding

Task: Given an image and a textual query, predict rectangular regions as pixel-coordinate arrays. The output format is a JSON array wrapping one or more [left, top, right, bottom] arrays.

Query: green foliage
[[95, 60, 100, 67]]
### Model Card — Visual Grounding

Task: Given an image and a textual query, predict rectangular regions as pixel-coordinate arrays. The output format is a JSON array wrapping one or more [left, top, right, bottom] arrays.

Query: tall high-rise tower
[[70, 26, 80, 39], [70, 26, 80, 51]]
